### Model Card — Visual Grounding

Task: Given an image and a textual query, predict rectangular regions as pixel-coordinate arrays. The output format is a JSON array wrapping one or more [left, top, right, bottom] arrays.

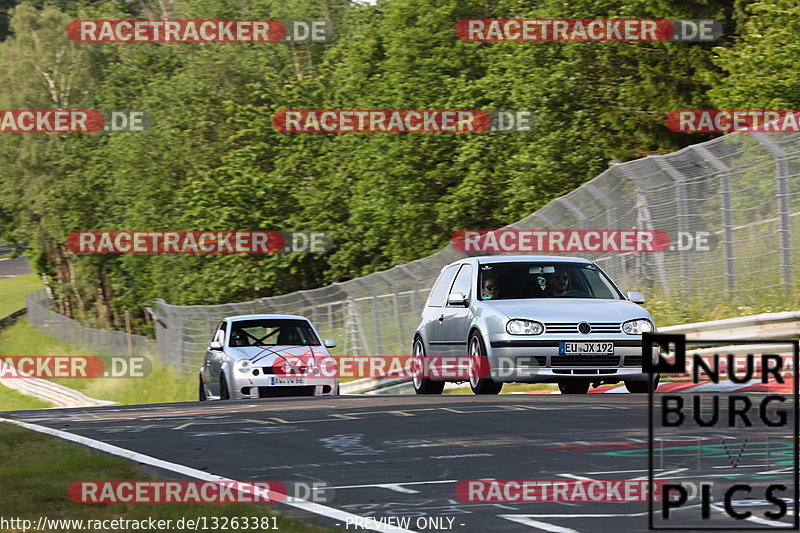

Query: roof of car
[[439, 255, 594, 273], [226, 314, 310, 321], [474, 255, 592, 264]]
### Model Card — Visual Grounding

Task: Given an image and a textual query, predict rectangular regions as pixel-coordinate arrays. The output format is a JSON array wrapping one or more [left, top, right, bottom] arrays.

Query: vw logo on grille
[[577, 322, 591, 334]]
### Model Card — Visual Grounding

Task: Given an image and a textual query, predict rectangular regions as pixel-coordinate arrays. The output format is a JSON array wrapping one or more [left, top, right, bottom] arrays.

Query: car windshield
[[478, 262, 624, 300], [228, 319, 321, 347]]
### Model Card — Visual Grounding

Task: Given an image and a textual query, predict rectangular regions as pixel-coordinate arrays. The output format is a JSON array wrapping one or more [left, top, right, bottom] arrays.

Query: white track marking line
[[333, 480, 457, 493], [556, 473, 593, 481], [0, 417, 416, 533], [498, 515, 582, 532], [505, 513, 648, 518], [711, 505, 794, 527], [584, 469, 648, 474]]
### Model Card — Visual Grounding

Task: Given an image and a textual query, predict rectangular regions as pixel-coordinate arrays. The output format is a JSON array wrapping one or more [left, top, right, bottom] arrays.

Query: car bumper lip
[[489, 368, 652, 382], [483, 336, 658, 382], [230, 374, 337, 388], [228, 374, 338, 399], [489, 339, 643, 348]]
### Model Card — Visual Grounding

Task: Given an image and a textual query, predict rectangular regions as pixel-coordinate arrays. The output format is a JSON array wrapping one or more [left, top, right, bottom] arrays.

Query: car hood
[[480, 298, 652, 323], [227, 345, 330, 364]]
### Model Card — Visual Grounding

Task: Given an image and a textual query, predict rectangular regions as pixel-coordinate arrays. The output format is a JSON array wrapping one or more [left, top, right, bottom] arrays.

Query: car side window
[[448, 264, 473, 302], [427, 265, 459, 307], [212, 321, 226, 343]]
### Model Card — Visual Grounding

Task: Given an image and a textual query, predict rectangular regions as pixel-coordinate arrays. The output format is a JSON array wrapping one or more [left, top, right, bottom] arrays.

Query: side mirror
[[324, 339, 337, 348], [627, 291, 645, 304], [209, 340, 223, 351], [447, 292, 468, 306]]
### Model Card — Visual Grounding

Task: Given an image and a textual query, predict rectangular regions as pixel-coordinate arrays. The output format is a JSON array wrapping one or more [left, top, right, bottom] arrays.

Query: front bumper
[[228, 370, 338, 399], [486, 337, 659, 383]]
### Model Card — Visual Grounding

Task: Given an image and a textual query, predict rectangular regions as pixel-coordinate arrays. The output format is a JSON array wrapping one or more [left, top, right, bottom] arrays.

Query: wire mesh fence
[[27, 290, 157, 358], [152, 130, 800, 374], [26, 129, 800, 374]]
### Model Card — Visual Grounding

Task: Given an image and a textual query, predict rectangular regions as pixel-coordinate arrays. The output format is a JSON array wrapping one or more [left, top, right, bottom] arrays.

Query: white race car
[[199, 314, 339, 400]]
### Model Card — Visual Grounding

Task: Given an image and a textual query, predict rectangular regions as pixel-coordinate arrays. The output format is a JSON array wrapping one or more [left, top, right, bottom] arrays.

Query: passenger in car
[[481, 277, 501, 300]]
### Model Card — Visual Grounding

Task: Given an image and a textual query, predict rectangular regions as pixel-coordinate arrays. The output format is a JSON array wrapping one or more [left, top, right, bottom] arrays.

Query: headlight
[[506, 319, 544, 335], [235, 359, 252, 373], [622, 319, 654, 335]]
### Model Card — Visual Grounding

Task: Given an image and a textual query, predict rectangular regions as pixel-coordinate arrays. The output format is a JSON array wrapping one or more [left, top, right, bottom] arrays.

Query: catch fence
[[27, 130, 800, 373]]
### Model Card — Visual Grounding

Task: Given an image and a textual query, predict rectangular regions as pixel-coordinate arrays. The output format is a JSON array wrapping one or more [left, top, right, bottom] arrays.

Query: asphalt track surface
[[2, 394, 797, 532], [0, 256, 31, 279]]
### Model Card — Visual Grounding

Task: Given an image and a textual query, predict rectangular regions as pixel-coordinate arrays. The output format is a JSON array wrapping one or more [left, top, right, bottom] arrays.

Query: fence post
[[750, 132, 792, 296], [378, 271, 404, 354], [556, 197, 587, 231], [653, 157, 692, 293], [618, 166, 670, 293], [694, 146, 734, 296], [124, 310, 133, 356], [584, 182, 621, 280]]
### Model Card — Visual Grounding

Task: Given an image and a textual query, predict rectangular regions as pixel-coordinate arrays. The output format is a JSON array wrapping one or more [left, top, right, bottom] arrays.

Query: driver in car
[[231, 331, 250, 347], [545, 268, 571, 297]]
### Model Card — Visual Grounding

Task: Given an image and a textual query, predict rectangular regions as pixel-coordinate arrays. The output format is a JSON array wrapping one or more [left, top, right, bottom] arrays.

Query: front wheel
[[625, 374, 660, 393], [219, 372, 231, 400], [558, 380, 590, 394], [199, 375, 207, 401], [468, 333, 503, 395], [412, 338, 444, 394]]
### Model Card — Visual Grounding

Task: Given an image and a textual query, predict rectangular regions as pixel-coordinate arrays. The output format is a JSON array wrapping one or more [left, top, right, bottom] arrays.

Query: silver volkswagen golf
[[412, 255, 659, 395]]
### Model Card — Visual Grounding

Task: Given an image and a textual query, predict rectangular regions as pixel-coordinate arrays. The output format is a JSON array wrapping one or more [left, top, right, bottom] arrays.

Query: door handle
[[438, 314, 444, 322]]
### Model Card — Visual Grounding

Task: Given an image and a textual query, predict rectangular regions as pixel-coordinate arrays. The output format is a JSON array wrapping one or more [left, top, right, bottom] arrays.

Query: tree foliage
[[0, 0, 774, 332]]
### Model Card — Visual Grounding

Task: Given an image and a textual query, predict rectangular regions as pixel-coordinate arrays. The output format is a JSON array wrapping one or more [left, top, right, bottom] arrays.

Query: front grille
[[257, 385, 315, 397], [544, 322, 621, 334], [516, 356, 548, 367], [624, 356, 643, 367], [551, 355, 620, 367]]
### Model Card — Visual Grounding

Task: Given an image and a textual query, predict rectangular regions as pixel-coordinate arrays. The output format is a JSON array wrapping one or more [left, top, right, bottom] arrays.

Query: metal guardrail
[[0, 308, 26, 331], [659, 311, 800, 340]]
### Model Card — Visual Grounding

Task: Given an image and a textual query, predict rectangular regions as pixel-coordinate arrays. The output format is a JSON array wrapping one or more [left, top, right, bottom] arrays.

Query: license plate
[[559, 342, 614, 355], [269, 377, 306, 385]]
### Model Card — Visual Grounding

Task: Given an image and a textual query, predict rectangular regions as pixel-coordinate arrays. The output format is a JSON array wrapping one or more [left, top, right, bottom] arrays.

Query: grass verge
[[0, 384, 52, 410], [0, 422, 334, 532], [0, 272, 42, 318], [0, 319, 196, 408]]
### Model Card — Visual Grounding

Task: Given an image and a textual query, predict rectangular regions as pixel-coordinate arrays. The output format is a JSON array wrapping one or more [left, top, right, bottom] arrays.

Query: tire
[[468, 333, 503, 395], [219, 372, 231, 400], [199, 376, 207, 401], [558, 380, 590, 394], [412, 337, 445, 394], [625, 374, 660, 393]]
